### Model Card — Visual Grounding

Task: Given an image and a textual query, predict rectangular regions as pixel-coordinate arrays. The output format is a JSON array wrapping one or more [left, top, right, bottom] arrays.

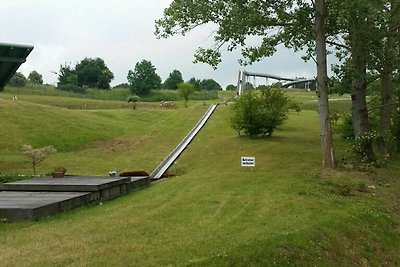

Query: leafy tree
[[328, 0, 398, 159], [178, 82, 195, 107], [21, 144, 56, 175], [163, 69, 184, 89], [231, 87, 289, 137], [57, 63, 78, 86], [188, 77, 201, 91], [28, 70, 43, 84], [226, 84, 236, 91], [75, 57, 114, 89], [127, 60, 162, 96], [8, 72, 27, 87], [56, 63, 85, 93], [200, 79, 222, 91]]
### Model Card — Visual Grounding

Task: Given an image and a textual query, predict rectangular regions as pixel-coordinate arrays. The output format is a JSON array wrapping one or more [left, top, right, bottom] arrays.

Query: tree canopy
[[57, 58, 114, 90], [8, 72, 27, 87], [127, 60, 162, 96], [188, 77, 201, 91], [200, 79, 222, 91], [75, 57, 114, 89], [58, 64, 78, 86], [163, 69, 184, 89], [226, 84, 236, 91], [28, 70, 43, 84]]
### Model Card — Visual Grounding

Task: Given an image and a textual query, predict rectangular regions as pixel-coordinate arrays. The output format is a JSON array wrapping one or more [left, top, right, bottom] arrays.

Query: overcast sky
[[0, 0, 318, 88]]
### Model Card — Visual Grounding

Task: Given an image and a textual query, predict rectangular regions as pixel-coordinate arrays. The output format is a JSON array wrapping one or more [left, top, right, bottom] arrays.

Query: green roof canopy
[[0, 42, 34, 90]]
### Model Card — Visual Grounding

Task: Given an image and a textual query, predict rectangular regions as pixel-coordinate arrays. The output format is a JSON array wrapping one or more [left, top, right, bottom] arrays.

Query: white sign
[[241, 157, 255, 167]]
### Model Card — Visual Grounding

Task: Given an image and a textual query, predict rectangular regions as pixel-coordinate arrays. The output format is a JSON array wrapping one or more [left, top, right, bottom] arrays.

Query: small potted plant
[[52, 167, 66, 178]]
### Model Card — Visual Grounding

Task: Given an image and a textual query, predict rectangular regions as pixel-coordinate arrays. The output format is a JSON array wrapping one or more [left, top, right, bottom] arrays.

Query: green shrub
[[231, 87, 290, 137], [288, 102, 302, 113], [341, 131, 391, 170], [331, 113, 354, 139]]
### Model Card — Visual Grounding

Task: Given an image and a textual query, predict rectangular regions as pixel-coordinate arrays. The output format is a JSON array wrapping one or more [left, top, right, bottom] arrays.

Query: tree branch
[[326, 39, 350, 50]]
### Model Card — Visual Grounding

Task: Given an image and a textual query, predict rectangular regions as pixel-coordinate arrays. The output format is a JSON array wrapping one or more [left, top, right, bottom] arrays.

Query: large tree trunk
[[379, 0, 398, 156], [347, 3, 375, 161], [350, 38, 369, 137], [397, 93, 400, 152], [395, 23, 400, 152], [315, 0, 335, 168], [380, 65, 393, 155], [347, 1, 370, 137], [380, 67, 393, 137]]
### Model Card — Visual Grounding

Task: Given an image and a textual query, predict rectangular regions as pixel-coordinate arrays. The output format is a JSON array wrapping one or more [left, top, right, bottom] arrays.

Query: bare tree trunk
[[33, 162, 36, 175], [315, 0, 335, 168]]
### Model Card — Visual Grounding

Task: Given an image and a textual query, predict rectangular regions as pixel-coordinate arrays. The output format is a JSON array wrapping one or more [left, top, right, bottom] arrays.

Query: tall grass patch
[[3, 85, 218, 102]]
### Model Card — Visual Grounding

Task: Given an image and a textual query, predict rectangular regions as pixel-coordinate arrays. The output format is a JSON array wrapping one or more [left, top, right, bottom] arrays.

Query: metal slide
[[149, 104, 218, 180]]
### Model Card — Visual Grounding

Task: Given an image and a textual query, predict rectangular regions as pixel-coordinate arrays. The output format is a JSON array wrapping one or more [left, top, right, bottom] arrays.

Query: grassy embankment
[[0, 90, 399, 266], [0, 93, 209, 175]]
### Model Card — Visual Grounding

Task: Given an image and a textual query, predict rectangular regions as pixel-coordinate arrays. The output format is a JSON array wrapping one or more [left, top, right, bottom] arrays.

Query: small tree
[[178, 82, 195, 107], [21, 145, 57, 175], [28, 70, 43, 84], [127, 60, 161, 96], [127, 95, 140, 110], [8, 72, 27, 87], [231, 87, 289, 137]]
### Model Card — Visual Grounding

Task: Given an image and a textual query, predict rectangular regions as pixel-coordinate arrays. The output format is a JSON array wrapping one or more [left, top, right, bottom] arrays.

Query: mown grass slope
[[0, 92, 399, 266], [0, 94, 208, 175]]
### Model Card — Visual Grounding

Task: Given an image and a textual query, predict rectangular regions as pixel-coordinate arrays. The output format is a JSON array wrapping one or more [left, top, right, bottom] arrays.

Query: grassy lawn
[[0, 94, 208, 175], [0, 92, 399, 266]]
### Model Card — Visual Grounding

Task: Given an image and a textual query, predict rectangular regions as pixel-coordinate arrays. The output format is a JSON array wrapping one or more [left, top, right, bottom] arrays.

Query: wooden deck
[[0, 176, 150, 222]]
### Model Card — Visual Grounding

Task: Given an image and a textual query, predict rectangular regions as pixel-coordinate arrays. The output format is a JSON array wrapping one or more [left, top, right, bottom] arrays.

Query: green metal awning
[[0, 42, 34, 90]]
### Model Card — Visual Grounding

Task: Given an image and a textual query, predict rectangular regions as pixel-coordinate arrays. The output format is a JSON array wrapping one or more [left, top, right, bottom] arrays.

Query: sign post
[[241, 157, 255, 167]]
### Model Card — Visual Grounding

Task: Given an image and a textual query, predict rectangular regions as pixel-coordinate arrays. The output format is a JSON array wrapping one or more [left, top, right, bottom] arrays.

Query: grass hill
[[0, 91, 399, 266], [0, 93, 209, 175]]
